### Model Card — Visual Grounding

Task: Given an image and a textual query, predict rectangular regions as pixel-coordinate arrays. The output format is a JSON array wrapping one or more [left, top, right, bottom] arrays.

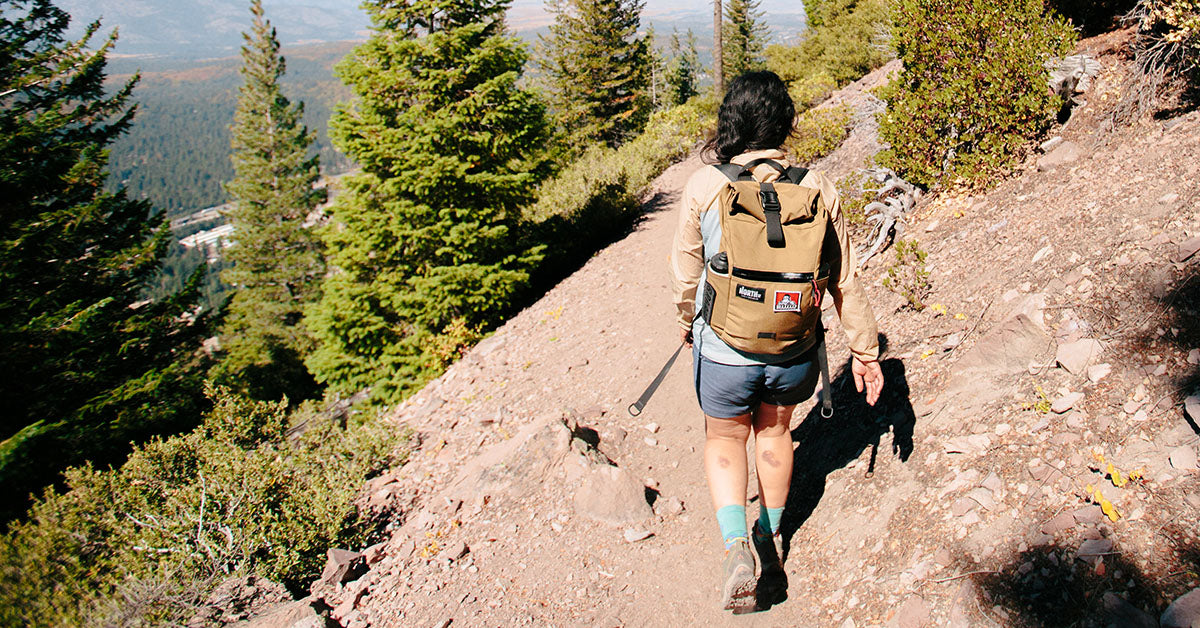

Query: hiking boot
[[720, 538, 756, 611], [752, 524, 783, 574], [752, 525, 788, 608]]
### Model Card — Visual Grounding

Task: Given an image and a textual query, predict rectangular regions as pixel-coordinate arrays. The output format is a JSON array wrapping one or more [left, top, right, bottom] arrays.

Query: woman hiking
[[669, 70, 885, 611]]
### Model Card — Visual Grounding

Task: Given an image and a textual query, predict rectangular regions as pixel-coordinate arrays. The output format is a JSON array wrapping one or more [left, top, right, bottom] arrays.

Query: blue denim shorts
[[692, 344, 820, 418]]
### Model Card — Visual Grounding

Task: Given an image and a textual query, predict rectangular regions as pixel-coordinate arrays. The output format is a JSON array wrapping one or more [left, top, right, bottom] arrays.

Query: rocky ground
[[239, 28, 1200, 628]]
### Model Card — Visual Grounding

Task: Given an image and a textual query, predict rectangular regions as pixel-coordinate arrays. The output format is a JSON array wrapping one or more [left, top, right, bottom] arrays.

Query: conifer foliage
[[307, 0, 549, 402], [723, 0, 768, 78], [541, 0, 652, 146], [666, 29, 701, 106], [213, 0, 325, 403], [0, 0, 207, 518]]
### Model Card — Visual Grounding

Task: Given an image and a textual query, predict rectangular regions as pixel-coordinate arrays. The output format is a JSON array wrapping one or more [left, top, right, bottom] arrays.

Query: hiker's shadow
[[756, 334, 917, 610]]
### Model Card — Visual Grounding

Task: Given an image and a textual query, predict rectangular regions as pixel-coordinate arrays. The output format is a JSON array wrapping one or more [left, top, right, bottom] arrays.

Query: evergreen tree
[[540, 0, 652, 147], [213, 0, 325, 402], [724, 0, 769, 77], [306, 0, 548, 402], [666, 29, 701, 105], [0, 0, 208, 520], [713, 0, 724, 92]]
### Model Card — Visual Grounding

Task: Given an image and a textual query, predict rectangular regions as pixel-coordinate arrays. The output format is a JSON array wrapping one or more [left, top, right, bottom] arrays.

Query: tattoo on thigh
[[718, 456, 731, 468], [763, 450, 782, 468]]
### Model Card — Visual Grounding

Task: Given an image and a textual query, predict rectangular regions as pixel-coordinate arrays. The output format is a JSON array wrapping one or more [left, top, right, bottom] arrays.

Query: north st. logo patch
[[735, 284, 764, 302], [773, 290, 801, 312]]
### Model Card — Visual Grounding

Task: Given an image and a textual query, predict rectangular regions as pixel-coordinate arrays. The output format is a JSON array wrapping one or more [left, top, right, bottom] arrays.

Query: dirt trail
[[307, 30, 1200, 628]]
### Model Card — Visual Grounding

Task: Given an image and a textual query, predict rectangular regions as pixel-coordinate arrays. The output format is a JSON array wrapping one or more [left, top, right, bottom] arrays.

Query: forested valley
[[2, 0, 1195, 624]]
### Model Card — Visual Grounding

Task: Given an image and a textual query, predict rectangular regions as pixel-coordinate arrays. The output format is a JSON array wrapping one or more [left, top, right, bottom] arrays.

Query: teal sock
[[755, 505, 784, 537], [716, 505, 747, 549]]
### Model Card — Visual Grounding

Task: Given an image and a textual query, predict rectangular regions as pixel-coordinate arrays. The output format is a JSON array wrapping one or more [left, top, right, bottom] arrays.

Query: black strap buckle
[[759, 189, 780, 212]]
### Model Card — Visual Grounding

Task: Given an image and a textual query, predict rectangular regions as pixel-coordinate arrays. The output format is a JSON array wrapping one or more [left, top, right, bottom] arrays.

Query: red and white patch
[[773, 291, 801, 312]]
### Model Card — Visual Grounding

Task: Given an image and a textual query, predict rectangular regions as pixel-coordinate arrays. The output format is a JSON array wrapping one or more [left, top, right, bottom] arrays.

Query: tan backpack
[[700, 158, 833, 356]]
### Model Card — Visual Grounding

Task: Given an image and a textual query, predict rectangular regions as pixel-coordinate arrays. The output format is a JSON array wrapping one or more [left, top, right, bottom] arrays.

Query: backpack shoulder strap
[[783, 166, 809, 186], [714, 163, 745, 182]]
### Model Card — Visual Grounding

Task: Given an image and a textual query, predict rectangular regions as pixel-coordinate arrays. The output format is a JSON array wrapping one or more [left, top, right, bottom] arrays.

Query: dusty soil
[[304, 28, 1200, 628]]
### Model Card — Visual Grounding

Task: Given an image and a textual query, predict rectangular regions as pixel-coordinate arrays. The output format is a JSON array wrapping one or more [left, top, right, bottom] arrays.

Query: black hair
[[703, 70, 796, 164]]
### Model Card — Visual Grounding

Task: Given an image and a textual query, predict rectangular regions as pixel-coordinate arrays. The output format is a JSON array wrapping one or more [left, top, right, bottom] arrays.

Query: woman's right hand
[[680, 328, 693, 348]]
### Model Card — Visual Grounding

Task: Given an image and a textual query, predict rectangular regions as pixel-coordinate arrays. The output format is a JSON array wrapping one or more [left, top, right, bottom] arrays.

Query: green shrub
[[787, 72, 839, 111], [883, 239, 931, 311], [766, 0, 892, 90], [0, 386, 405, 627], [788, 104, 853, 164], [523, 96, 713, 286], [878, 0, 1076, 188]]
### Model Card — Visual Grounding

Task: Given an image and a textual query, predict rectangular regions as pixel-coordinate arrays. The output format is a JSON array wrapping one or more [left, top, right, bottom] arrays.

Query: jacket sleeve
[[670, 173, 706, 333], [820, 174, 881, 362]]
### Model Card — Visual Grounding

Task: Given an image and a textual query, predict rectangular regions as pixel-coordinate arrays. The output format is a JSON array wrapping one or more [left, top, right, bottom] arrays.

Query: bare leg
[[752, 403, 796, 512], [705, 413, 752, 511]]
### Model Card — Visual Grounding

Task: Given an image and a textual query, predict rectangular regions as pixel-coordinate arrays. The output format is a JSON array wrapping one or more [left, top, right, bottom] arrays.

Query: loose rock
[[573, 463, 654, 526], [1169, 446, 1198, 470], [1056, 339, 1103, 375], [319, 549, 367, 587], [623, 527, 653, 543], [1052, 391, 1084, 414], [1077, 538, 1113, 559], [1087, 362, 1112, 383], [1162, 587, 1200, 628]]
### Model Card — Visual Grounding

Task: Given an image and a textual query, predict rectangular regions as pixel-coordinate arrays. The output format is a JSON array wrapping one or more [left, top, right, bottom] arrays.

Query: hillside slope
[[265, 29, 1200, 628]]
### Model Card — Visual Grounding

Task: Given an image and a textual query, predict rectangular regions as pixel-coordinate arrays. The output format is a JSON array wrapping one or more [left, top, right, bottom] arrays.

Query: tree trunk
[[713, 0, 723, 94]]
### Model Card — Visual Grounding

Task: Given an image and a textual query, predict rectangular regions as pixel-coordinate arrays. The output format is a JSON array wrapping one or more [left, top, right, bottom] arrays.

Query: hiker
[[669, 70, 884, 610]]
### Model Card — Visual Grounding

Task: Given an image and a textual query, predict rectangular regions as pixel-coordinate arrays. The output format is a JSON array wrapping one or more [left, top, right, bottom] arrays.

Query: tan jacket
[[669, 149, 881, 363]]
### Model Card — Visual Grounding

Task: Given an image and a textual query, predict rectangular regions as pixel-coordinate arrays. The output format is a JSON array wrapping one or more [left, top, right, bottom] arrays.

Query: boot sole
[[721, 563, 756, 611]]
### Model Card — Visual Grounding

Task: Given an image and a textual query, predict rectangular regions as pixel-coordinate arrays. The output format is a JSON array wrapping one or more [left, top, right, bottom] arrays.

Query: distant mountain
[[61, 0, 369, 58], [66, 0, 806, 59]]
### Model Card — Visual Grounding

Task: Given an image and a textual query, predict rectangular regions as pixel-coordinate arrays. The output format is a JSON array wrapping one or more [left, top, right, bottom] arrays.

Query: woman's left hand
[[852, 357, 883, 406]]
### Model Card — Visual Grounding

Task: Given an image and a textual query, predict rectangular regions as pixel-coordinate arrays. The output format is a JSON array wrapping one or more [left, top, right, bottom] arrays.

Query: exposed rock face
[[1037, 141, 1082, 171], [230, 599, 332, 628], [573, 463, 653, 526], [188, 575, 291, 627], [442, 413, 572, 503], [319, 549, 367, 588]]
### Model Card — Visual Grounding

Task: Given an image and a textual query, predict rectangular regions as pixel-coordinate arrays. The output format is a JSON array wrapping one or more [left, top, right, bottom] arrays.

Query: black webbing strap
[[742, 158, 787, 175], [784, 166, 809, 185], [759, 182, 785, 247], [628, 342, 685, 416], [715, 163, 744, 181], [815, 328, 834, 418]]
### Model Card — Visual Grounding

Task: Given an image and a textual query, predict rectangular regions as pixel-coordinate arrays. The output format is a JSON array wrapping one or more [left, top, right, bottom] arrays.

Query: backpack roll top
[[702, 160, 833, 355]]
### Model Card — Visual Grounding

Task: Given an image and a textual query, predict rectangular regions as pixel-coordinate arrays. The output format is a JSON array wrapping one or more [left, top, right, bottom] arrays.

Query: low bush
[[1133, 0, 1200, 86], [883, 238, 931, 311], [766, 0, 891, 90], [522, 96, 714, 286], [878, 0, 1076, 187], [787, 72, 839, 111], [788, 104, 853, 165], [0, 385, 405, 626]]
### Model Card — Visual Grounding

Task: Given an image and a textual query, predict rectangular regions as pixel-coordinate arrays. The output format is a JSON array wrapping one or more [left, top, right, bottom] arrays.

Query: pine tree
[[666, 29, 701, 105], [306, 0, 549, 402], [724, 0, 769, 78], [213, 0, 326, 402], [540, 0, 652, 147], [0, 0, 208, 519], [713, 0, 724, 92]]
